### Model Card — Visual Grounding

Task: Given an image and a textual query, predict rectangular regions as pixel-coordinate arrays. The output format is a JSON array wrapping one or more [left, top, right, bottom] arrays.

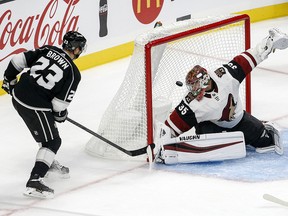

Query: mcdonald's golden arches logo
[[132, 0, 164, 24]]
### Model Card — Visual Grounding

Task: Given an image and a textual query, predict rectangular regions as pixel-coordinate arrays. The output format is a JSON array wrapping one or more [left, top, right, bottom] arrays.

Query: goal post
[[86, 14, 251, 160]]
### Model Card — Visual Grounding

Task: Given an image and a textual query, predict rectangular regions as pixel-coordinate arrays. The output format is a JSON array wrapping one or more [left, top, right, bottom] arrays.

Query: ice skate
[[45, 160, 70, 179], [257, 28, 288, 60], [154, 144, 166, 164], [255, 145, 275, 154], [256, 121, 284, 155], [23, 174, 54, 199], [264, 121, 284, 155]]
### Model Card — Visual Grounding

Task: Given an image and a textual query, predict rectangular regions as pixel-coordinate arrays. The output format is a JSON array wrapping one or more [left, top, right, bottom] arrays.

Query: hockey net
[[86, 14, 251, 161]]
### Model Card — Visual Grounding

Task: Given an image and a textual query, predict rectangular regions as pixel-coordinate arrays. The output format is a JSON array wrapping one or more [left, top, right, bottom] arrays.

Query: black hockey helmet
[[62, 31, 87, 54]]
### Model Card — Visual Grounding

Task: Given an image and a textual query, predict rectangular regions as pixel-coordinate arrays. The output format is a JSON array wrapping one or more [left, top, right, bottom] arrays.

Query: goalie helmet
[[62, 31, 87, 59], [185, 65, 210, 101]]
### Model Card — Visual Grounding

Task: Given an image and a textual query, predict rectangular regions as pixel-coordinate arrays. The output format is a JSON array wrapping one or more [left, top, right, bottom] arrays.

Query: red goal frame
[[145, 14, 251, 145]]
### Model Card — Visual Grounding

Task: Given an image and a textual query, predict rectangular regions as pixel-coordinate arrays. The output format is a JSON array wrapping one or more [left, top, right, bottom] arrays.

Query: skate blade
[[256, 146, 275, 154], [23, 187, 54, 199], [274, 134, 284, 155]]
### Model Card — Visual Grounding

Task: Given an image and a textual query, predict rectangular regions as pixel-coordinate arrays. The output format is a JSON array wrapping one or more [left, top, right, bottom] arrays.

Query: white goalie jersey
[[155, 49, 262, 164], [154, 28, 288, 164], [165, 49, 260, 136]]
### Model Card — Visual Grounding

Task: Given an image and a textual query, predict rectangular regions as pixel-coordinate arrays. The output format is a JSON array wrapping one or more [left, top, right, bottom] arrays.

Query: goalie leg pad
[[157, 131, 246, 164]]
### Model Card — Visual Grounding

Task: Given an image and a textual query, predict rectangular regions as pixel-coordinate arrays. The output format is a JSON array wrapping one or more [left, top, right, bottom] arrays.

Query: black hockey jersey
[[4, 45, 81, 111]]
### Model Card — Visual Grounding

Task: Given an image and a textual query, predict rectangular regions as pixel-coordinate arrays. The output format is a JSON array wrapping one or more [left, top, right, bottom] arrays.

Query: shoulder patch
[[214, 67, 226, 78], [185, 92, 196, 104]]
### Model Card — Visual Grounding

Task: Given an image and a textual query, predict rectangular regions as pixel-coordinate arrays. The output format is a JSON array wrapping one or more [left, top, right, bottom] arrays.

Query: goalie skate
[[256, 122, 284, 155], [45, 160, 70, 179], [23, 175, 54, 199], [154, 145, 165, 163], [264, 121, 284, 155]]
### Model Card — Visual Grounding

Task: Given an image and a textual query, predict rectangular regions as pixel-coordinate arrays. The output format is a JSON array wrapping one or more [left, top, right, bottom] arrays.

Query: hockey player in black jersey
[[2, 31, 87, 198]]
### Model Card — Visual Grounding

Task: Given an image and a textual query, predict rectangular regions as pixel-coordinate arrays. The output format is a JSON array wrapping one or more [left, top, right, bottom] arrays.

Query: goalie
[[154, 28, 288, 164]]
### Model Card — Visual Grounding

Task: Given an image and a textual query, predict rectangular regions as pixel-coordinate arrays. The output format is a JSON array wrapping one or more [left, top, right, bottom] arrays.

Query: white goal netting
[[86, 14, 250, 160]]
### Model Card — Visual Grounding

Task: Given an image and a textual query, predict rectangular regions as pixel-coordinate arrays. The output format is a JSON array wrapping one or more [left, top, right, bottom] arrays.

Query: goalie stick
[[263, 194, 288, 207], [66, 117, 155, 157]]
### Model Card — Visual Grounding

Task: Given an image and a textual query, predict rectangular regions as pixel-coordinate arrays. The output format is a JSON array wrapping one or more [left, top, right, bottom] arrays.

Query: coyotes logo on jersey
[[219, 93, 237, 121]]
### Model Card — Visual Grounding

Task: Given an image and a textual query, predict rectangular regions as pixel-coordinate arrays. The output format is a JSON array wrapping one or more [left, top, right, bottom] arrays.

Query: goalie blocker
[[154, 124, 246, 164]]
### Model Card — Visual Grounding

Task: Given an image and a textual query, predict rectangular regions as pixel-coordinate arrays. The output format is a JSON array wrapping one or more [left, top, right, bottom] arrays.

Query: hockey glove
[[53, 109, 68, 123], [2, 76, 17, 95]]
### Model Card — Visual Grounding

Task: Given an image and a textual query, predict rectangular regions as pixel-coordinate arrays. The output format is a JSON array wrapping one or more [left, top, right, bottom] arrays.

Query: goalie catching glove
[[53, 109, 68, 123], [2, 76, 17, 94]]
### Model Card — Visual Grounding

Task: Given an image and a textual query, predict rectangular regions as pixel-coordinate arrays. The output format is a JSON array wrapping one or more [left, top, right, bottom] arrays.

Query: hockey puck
[[176, 81, 183, 87]]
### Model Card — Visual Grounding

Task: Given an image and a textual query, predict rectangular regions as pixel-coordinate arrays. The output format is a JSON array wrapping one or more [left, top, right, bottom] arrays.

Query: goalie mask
[[185, 65, 210, 101]]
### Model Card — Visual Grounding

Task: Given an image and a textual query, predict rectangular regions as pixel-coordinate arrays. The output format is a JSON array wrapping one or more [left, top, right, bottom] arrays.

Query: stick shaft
[[66, 117, 154, 156]]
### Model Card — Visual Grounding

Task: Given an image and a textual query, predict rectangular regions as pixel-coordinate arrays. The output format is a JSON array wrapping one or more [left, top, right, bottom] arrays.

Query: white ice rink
[[1, 17, 288, 216]]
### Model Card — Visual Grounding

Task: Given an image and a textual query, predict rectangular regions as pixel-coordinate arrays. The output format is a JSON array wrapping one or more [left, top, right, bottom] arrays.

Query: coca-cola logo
[[0, 0, 80, 62], [63, 0, 80, 6], [132, 0, 164, 24]]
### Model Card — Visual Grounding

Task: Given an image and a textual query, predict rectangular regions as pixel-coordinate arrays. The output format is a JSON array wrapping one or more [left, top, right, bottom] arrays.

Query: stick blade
[[263, 194, 288, 207], [130, 143, 155, 157]]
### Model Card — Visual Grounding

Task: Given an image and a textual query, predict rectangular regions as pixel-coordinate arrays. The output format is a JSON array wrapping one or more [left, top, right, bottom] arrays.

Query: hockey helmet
[[185, 65, 210, 101], [62, 31, 87, 58]]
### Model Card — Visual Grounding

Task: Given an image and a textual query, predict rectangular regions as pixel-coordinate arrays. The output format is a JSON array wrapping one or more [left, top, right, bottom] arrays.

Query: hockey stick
[[263, 194, 288, 207], [66, 117, 155, 157]]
